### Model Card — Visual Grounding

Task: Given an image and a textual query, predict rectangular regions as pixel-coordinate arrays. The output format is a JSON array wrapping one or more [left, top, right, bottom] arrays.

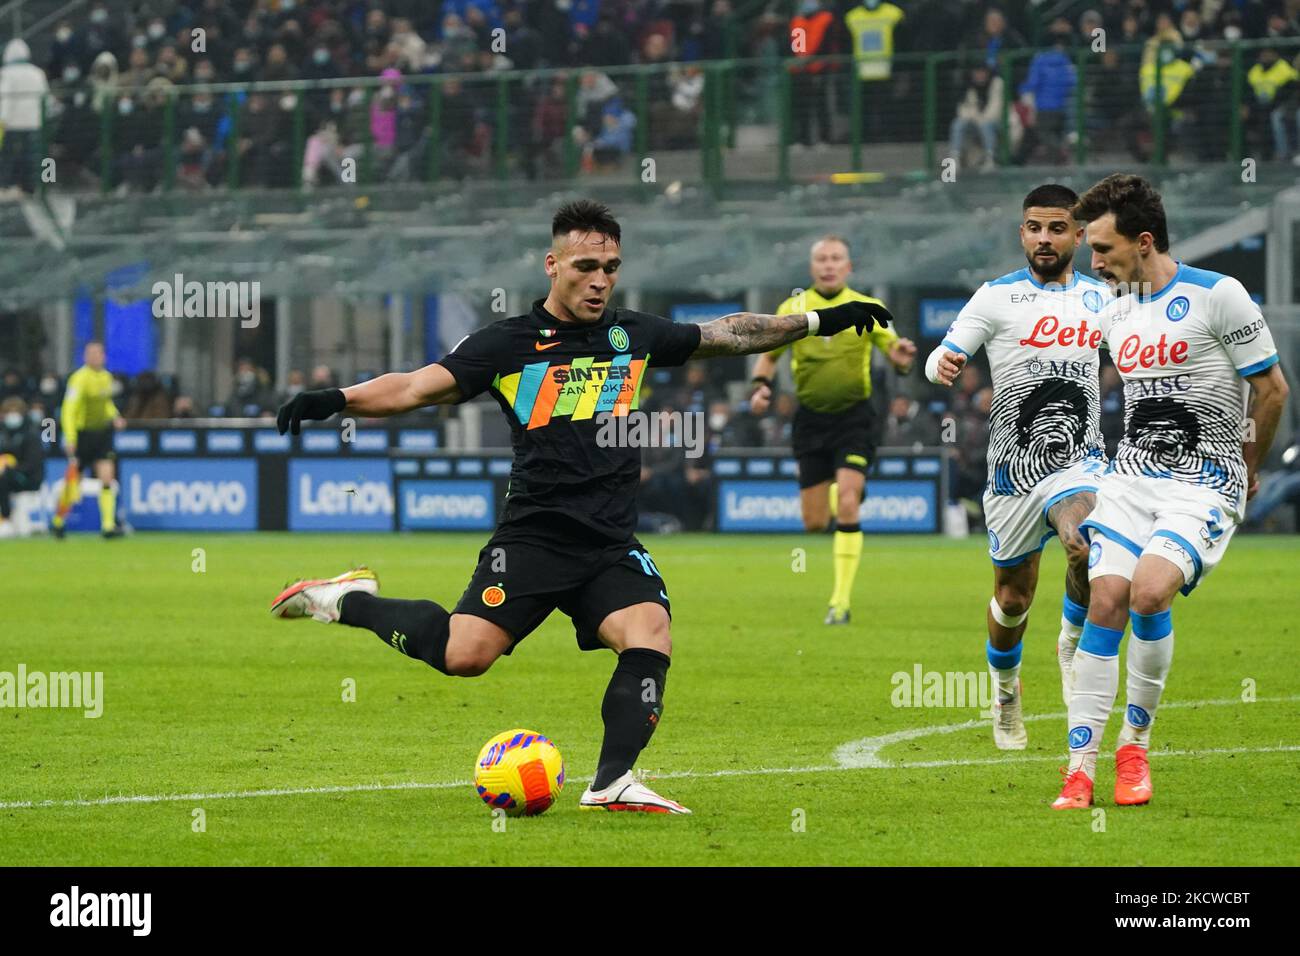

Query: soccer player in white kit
[[926, 185, 1111, 750], [1054, 174, 1290, 810]]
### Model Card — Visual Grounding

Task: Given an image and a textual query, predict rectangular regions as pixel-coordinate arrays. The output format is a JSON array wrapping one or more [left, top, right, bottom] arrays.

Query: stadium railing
[[32, 37, 1300, 198]]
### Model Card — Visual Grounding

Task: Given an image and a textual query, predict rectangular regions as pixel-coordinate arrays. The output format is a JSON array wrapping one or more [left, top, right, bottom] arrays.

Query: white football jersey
[[1098, 262, 1278, 513], [942, 267, 1111, 496]]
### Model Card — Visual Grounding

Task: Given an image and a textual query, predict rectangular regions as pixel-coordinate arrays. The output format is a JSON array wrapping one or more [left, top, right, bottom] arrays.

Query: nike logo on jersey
[[534, 340, 562, 351]]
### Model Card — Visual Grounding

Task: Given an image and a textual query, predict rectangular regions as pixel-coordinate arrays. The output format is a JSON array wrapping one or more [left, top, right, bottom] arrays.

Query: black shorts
[[450, 515, 671, 653], [792, 401, 876, 489], [75, 428, 116, 471]]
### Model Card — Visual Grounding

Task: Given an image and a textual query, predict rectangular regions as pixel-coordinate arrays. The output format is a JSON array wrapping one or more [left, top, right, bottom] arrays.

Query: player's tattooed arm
[[342, 362, 464, 416], [1242, 363, 1289, 498], [692, 312, 810, 358]]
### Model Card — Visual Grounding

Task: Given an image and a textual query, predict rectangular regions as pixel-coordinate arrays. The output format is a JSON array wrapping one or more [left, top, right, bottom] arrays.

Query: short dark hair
[[551, 199, 621, 245], [1022, 184, 1078, 214], [1072, 173, 1169, 252]]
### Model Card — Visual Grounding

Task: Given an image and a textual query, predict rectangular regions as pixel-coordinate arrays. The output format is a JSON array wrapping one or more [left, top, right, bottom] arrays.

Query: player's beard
[[1026, 246, 1073, 282]]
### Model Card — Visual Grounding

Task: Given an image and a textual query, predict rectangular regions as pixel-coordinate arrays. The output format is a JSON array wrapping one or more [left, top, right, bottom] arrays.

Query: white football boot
[[992, 679, 1028, 751], [270, 568, 379, 622], [579, 771, 691, 815]]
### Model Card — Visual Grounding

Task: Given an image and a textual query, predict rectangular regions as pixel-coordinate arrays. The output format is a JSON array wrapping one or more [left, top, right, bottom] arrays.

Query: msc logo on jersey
[[1069, 726, 1092, 749], [1082, 289, 1105, 313], [1166, 296, 1190, 322], [608, 325, 630, 352]]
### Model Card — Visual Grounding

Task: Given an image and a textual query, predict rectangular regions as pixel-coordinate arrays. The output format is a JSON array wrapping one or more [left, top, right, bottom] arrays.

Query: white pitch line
[[834, 694, 1300, 768], [2, 696, 1296, 811]]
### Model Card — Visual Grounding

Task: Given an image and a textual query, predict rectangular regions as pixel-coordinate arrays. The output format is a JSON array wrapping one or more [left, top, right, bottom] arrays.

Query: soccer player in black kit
[[271, 200, 890, 813]]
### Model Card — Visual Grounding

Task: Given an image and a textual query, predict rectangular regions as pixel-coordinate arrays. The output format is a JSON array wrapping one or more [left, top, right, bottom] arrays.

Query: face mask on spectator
[[282, 0, 296, 10], [314, 48, 330, 65], [148, 22, 166, 40], [40, 377, 58, 395], [709, 412, 728, 432], [3, 412, 22, 429], [90, 8, 108, 25], [73, 91, 87, 108], [280, 94, 297, 110], [118, 99, 134, 115], [56, 27, 72, 43], [193, 97, 211, 112], [234, 59, 253, 74], [63, 66, 80, 83], [1224, 26, 1242, 40], [555, 0, 571, 10], [133, 35, 148, 49]]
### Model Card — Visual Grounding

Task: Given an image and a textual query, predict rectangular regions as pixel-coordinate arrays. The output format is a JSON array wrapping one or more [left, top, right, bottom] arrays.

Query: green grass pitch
[[2, 532, 1297, 866]]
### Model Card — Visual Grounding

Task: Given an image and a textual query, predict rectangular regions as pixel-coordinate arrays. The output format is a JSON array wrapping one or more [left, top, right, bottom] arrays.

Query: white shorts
[[984, 457, 1107, 567], [1081, 473, 1237, 595]]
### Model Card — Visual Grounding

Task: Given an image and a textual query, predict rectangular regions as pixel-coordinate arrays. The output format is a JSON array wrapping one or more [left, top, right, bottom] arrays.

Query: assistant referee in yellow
[[750, 235, 916, 625], [53, 340, 126, 538]]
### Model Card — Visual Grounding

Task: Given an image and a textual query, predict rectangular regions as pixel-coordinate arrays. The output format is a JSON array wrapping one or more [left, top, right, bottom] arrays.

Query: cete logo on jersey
[[1166, 296, 1190, 322], [1018, 315, 1103, 350], [1082, 289, 1105, 313], [608, 326, 630, 351], [1114, 332, 1189, 373]]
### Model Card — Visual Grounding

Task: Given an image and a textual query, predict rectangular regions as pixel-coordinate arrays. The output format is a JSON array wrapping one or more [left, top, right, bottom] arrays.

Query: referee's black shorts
[[74, 427, 116, 471], [451, 514, 672, 653], [792, 400, 876, 489]]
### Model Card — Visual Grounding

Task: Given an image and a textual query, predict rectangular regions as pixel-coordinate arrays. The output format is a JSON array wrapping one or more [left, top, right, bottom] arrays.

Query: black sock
[[836, 521, 861, 533], [593, 648, 670, 790], [339, 592, 452, 675]]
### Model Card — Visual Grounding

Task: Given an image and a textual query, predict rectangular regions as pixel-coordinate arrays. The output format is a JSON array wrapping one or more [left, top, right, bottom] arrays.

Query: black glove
[[813, 300, 894, 337], [276, 387, 346, 435]]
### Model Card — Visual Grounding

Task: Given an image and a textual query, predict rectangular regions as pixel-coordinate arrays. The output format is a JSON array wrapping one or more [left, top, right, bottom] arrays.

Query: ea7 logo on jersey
[[1114, 333, 1189, 373], [1222, 317, 1265, 347], [1010, 293, 1037, 303], [1018, 315, 1104, 350]]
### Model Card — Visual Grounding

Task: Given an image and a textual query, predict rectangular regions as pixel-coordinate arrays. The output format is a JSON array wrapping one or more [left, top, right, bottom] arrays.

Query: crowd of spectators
[[1, 1, 1297, 194]]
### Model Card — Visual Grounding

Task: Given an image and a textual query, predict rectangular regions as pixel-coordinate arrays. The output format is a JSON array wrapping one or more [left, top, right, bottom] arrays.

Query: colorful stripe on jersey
[[491, 355, 649, 429]]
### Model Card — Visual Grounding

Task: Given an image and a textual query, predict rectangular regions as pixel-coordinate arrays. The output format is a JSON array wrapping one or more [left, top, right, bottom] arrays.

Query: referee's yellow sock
[[830, 524, 863, 611], [99, 483, 117, 532]]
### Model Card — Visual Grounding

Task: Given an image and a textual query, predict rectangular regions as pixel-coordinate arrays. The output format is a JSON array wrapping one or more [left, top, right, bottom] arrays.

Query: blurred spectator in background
[[276, 370, 307, 409], [0, 396, 43, 536], [226, 358, 274, 417], [528, 75, 569, 178], [846, 0, 905, 143], [172, 394, 196, 418], [950, 63, 1007, 170], [303, 119, 344, 188], [577, 96, 636, 171], [788, 0, 837, 148], [1012, 17, 1076, 165], [964, 7, 1024, 71], [1, 369, 26, 402], [1246, 46, 1300, 161], [0, 39, 49, 195], [123, 371, 172, 419], [89, 50, 118, 112], [882, 395, 940, 448], [309, 364, 338, 390]]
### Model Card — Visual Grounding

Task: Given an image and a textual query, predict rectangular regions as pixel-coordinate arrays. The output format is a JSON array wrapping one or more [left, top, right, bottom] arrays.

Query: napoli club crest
[[1166, 296, 1190, 322], [1082, 289, 1104, 313]]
